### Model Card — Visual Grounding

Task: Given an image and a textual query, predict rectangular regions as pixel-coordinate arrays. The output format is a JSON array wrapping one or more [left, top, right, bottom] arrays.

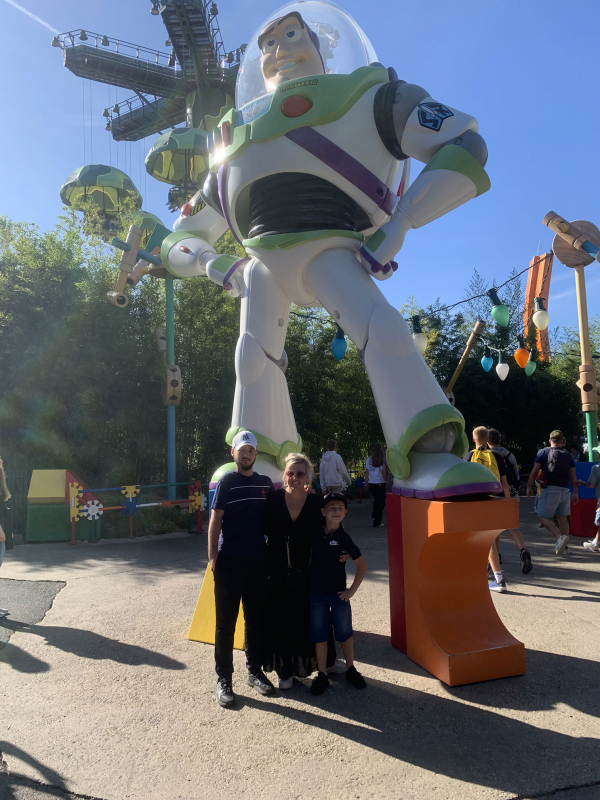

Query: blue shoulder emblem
[[417, 102, 454, 132]]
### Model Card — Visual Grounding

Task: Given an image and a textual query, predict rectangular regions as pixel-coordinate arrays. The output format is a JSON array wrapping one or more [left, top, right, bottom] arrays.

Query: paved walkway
[[1, 499, 599, 800]]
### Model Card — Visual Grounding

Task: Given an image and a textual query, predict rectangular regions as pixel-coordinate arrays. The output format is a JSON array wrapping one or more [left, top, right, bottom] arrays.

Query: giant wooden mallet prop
[[543, 211, 600, 459]]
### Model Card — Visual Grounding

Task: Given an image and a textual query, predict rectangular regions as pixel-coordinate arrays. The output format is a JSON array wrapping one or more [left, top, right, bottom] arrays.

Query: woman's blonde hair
[[282, 452, 313, 488]]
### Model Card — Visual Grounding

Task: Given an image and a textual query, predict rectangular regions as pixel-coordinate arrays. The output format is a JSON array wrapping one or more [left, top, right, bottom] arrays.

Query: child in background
[[309, 493, 367, 696]]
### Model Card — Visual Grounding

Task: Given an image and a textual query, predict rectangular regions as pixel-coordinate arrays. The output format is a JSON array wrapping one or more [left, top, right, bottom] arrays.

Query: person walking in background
[[319, 440, 351, 495], [465, 426, 511, 593], [365, 443, 388, 528], [527, 430, 578, 555], [0, 453, 12, 618], [570, 446, 580, 463], [577, 461, 600, 553], [487, 429, 532, 574]]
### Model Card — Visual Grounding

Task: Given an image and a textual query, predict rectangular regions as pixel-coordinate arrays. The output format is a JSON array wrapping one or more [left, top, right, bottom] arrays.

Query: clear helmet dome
[[235, 0, 378, 109]]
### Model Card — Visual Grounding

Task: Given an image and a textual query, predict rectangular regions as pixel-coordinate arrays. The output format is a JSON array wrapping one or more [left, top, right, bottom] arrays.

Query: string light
[[524, 350, 537, 376], [532, 296, 550, 330], [331, 325, 347, 361], [496, 351, 509, 381], [486, 288, 510, 328], [481, 346, 493, 372], [411, 315, 428, 355], [514, 335, 529, 369]]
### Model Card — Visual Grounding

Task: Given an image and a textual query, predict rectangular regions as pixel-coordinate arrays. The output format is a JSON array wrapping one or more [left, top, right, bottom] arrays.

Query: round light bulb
[[413, 332, 428, 355], [514, 348, 529, 369], [490, 303, 510, 328], [331, 337, 347, 361], [496, 362, 509, 380], [481, 346, 493, 372], [532, 309, 549, 331], [496, 352, 509, 381], [524, 361, 537, 376]]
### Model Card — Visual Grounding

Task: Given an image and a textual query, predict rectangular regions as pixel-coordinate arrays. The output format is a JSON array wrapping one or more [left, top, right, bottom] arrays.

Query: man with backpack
[[488, 428, 532, 574], [527, 430, 578, 555], [465, 426, 511, 593]]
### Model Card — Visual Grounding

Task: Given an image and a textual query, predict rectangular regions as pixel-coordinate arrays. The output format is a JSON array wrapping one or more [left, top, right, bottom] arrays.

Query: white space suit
[[162, 1, 500, 498]]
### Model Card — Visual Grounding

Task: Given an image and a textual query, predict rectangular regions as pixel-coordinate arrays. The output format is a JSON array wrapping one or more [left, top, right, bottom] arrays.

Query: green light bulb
[[524, 361, 536, 376], [490, 303, 510, 327], [487, 288, 510, 328]]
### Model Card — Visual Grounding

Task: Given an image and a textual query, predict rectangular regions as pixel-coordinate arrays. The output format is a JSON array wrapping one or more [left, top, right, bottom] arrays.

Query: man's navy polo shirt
[[211, 471, 273, 559]]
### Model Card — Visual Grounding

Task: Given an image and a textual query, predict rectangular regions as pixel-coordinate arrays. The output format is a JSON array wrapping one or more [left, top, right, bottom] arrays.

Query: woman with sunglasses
[[263, 452, 334, 688]]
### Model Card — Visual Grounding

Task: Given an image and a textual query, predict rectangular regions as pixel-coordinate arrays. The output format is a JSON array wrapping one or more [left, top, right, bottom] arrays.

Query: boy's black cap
[[323, 492, 347, 508]]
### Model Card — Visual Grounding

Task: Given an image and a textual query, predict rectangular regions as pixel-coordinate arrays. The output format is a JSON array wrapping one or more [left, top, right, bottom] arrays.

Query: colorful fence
[[69, 480, 207, 545]]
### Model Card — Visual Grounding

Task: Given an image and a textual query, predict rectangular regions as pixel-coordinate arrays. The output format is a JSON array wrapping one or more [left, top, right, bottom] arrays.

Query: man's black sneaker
[[310, 671, 330, 696], [216, 678, 235, 708], [520, 548, 533, 574], [247, 670, 275, 696], [345, 665, 367, 689]]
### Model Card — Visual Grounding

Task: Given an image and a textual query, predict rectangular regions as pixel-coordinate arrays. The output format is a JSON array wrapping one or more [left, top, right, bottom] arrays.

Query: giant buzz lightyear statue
[[163, 0, 500, 498]]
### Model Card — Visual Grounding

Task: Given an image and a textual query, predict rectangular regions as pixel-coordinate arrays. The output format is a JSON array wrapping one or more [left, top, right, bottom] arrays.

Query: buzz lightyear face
[[259, 11, 325, 92]]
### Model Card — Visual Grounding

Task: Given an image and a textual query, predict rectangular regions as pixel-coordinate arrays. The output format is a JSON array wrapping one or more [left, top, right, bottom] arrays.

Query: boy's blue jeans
[[309, 590, 353, 643]]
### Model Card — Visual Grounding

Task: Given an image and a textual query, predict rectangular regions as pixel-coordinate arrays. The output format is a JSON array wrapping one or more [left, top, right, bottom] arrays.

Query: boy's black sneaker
[[345, 665, 366, 689], [520, 548, 533, 574], [216, 678, 235, 708], [310, 671, 330, 696], [247, 670, 275, 696]]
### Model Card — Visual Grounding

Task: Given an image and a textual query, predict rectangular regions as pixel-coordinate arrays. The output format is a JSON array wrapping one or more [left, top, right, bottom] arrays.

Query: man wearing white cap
[[208, 430, 275, 707]]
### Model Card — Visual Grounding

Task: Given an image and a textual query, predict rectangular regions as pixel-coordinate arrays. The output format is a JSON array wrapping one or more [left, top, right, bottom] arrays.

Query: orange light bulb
[[514, 348, 529, 369]]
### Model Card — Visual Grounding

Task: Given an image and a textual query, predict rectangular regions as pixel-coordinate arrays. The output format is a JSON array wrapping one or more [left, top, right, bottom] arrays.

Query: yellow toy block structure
[[188, 565, 244, 650], [28, 470, 68, 505]]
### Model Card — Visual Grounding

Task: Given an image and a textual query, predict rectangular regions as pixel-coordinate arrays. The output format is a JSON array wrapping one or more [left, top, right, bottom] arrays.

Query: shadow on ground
[[2, 532, 206, 580], [0, 619, 186, 673], [240, 670, 600, 797]]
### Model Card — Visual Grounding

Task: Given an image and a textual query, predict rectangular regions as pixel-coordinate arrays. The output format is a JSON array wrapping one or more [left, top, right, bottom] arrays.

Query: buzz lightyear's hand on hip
[[205, 255, 250, 298], [356, 208, 413, 281]]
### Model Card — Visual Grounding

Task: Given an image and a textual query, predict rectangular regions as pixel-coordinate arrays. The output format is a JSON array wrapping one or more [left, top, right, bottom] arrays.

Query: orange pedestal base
[[387, 494, 526, 686]]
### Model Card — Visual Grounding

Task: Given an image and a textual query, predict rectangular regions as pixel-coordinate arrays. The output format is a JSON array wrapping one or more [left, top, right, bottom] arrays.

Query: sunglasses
[[285, 470, 306, 478]]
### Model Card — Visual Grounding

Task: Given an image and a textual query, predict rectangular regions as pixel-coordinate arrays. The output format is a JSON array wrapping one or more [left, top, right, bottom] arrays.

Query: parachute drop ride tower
[[54, 1, 246, 499]]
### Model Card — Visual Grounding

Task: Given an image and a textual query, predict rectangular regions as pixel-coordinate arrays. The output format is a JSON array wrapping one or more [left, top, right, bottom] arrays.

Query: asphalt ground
[[0, 498, 599, 800]]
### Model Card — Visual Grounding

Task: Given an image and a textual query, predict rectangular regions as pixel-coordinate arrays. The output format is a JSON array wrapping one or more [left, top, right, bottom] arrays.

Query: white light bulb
[[496, 362, 509, 381], [532, 309, 550, 331], [413, 332, 428, 355]]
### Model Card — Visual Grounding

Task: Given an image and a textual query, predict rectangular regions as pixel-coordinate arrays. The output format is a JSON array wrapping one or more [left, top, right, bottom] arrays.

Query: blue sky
[[1, 0, 599, 330]]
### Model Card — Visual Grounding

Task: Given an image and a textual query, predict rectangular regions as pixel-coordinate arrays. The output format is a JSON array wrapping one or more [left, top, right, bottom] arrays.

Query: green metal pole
[[586, 411, 599, 462], [165, 275, 176, 500]]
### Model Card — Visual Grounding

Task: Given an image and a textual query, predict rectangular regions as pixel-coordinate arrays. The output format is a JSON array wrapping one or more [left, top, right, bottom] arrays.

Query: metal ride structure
[[54, 2, 246, 499]]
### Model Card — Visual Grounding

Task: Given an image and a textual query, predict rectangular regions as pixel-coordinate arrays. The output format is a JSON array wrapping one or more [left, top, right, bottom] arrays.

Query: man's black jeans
[[213, 553, 269, 679]]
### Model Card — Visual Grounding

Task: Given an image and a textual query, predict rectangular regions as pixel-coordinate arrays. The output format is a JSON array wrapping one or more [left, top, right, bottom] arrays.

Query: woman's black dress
[[263, 490, 334, 679]]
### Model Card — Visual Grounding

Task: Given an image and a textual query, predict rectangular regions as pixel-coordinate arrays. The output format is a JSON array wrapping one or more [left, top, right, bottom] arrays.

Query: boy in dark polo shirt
[[208, 430, 274, 707], [309, 493, 367, 696]]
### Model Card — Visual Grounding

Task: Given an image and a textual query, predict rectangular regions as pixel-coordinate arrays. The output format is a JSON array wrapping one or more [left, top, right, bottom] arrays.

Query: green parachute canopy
[[145, 127, 209, 187], [60, 165, 143, 217], [122, 210, 163, 249]]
